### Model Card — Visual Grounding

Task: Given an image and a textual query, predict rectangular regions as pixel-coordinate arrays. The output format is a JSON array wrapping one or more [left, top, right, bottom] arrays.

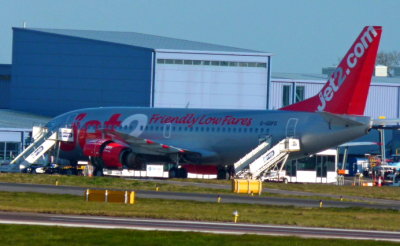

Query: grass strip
[[1, 173, 399, 202], [173, 178, 400, 201], [0, 191, 399, 231], [0, 173, 228, 194], [0, 224, 398, 246]]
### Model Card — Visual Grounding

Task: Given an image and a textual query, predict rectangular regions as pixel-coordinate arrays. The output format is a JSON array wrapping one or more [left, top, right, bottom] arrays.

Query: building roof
[[19, 28, 266, 54], [272, 72, 400, 85], [272, 72, 328, 81], [0, 109, 50, 129]]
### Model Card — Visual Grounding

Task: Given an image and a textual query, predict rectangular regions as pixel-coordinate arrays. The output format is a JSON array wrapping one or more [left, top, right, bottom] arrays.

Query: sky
[[1, 0, 399, 73]]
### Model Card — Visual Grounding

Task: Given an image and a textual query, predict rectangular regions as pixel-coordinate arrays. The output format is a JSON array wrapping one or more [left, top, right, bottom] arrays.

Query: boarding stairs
[[234, 138, 300, 180], [0, 127, 73, 173], [234, 137, 272, 177]]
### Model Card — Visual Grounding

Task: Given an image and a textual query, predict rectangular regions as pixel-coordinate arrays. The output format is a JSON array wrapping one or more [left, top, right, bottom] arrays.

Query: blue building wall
[[0, 64, 11, 108], [11, 28, 153, 116]]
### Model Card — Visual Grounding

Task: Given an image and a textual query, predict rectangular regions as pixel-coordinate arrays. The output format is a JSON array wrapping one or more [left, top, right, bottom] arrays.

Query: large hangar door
[[153, 52, 270, 110]]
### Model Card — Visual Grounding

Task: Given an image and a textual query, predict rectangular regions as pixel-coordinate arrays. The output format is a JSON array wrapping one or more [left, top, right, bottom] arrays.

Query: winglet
[[281, 26, 382, 115]]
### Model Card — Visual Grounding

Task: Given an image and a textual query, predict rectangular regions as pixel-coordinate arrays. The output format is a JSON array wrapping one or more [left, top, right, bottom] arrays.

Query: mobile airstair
[[234, 138, 300, 180], [0, 127, 73, 173]]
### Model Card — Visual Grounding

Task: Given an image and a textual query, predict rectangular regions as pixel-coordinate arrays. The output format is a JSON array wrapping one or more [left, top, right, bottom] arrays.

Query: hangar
[[2, 27, 400, 169], [11, 28, 272, 116]]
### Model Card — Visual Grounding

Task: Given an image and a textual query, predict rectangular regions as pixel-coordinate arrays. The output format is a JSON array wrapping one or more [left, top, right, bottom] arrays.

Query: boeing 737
[[43, 26, 382, 176]]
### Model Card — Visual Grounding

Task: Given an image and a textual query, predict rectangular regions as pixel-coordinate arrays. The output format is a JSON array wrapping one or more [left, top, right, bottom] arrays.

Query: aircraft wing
[[103, 129, 205, 157], [100, 127, 217, 160]]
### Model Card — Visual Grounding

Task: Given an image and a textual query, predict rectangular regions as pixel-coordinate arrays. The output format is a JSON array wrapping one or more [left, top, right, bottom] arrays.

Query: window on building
[[0, 142, 19, 161], [282, 85, 291, 107], [6, 142, 19, 160], [326, 156, 336, 171], [297, 156, 316, 171], [156, 59, 267, 69], [316, 156, 328, 177], [0, 142, 4, 161], [295, 86, 305, 103], [174, 60, 183, 64], [286, 160, 297, 177], [229, 62, 238, 66]]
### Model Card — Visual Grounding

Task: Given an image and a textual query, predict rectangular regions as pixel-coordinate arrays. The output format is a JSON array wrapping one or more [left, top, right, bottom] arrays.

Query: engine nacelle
[[102, 142, 130, 169], [83, 139, 131, 169], [83, 139, 112, 157]]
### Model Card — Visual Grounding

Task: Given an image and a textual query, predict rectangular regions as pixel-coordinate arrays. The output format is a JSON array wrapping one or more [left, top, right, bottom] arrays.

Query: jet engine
[[83, 139, 132, 169]]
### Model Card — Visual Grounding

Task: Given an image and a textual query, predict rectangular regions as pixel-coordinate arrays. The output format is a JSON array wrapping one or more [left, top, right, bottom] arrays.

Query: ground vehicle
[[261, 170, 289, 183], [22, 164, 47, 174]]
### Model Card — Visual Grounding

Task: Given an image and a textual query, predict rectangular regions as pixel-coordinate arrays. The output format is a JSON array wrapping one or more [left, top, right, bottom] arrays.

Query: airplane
[[43, 26, 382, 176]]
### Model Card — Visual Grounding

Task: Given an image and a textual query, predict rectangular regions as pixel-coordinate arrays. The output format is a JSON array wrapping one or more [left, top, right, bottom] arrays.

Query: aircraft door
[[286, 118, 298, 138], [163, 123, 172, 138]]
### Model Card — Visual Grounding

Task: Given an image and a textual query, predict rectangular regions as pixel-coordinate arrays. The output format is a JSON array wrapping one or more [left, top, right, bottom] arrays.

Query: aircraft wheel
[[93, 167, 104, 176], [169, 168, 177, 178]]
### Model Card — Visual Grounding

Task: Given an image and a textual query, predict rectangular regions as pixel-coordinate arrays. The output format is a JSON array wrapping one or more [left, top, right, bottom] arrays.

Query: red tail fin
[[281, 26, 382, 115]]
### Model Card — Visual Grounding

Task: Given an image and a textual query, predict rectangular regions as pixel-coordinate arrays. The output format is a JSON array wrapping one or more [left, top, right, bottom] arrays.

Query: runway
[[0, 211, 399, 242], [0, 182, 399, 209]]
